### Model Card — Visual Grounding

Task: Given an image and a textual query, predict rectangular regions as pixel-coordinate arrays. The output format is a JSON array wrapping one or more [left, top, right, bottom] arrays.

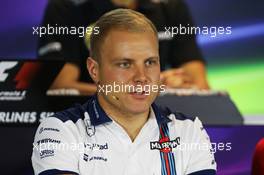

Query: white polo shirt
[[32, 95, 216, 175]]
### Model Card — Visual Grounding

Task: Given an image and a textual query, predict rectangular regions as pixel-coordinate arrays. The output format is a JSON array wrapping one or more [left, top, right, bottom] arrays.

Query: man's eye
[[118, 62, 131, 68], [145, 60, 157, 66]]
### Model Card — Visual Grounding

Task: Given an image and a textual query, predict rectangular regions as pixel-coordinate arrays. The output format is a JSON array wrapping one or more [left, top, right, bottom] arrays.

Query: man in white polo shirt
[[32, 8, 216, 175]]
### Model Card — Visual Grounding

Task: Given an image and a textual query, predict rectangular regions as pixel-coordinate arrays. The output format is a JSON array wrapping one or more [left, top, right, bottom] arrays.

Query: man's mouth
[[128, 90, 149, 100], [130, 91, 146, 95]]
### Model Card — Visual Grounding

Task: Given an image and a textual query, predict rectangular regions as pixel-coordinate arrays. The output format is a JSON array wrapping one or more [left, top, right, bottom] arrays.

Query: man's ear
[[87, 57, 99, 84]]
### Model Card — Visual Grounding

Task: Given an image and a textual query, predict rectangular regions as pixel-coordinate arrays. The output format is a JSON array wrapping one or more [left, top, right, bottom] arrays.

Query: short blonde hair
[[89, 8, 158, 62]]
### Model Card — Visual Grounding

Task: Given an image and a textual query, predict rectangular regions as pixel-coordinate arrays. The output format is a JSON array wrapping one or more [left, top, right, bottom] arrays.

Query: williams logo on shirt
[[150, 137, 180, 153]]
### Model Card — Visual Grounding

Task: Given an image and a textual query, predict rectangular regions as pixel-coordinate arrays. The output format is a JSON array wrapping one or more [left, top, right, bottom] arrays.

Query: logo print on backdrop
[[0, 61, 18, 82]]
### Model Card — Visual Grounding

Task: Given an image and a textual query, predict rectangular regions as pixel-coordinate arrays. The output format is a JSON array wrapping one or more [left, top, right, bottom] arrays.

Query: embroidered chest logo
[[150, 137, 180, 153]]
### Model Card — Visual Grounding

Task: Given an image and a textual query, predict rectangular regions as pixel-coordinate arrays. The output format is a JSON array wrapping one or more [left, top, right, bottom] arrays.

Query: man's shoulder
[[53, 103, 86, 123], [34, 101, 91, 141], [43, 97, 92, 125]]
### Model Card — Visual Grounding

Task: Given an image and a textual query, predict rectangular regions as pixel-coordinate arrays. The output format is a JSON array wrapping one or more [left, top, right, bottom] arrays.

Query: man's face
[[97, 29, 160, 115]]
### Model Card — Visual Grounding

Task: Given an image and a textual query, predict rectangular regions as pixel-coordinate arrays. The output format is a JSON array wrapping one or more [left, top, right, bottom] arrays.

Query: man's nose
[[133, 65, 148, 84]]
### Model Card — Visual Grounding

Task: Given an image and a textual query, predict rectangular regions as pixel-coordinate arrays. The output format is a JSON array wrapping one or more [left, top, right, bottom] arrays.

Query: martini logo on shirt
[[150, 137, 180, 153]]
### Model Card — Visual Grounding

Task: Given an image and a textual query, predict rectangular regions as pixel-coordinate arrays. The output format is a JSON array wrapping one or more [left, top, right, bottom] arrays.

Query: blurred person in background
[[38, 0, 209, 95]]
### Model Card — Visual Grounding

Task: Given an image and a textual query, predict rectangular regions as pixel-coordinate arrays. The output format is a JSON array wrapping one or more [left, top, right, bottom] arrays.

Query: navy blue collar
[[151, 103, 172, 125], [86, 95, 171, 126], [86, 95, 112, 126]]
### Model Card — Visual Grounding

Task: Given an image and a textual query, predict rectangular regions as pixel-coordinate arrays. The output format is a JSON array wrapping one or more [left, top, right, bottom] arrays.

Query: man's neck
[[111, 109, 150, 142], [98, 95, 150, 141]]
